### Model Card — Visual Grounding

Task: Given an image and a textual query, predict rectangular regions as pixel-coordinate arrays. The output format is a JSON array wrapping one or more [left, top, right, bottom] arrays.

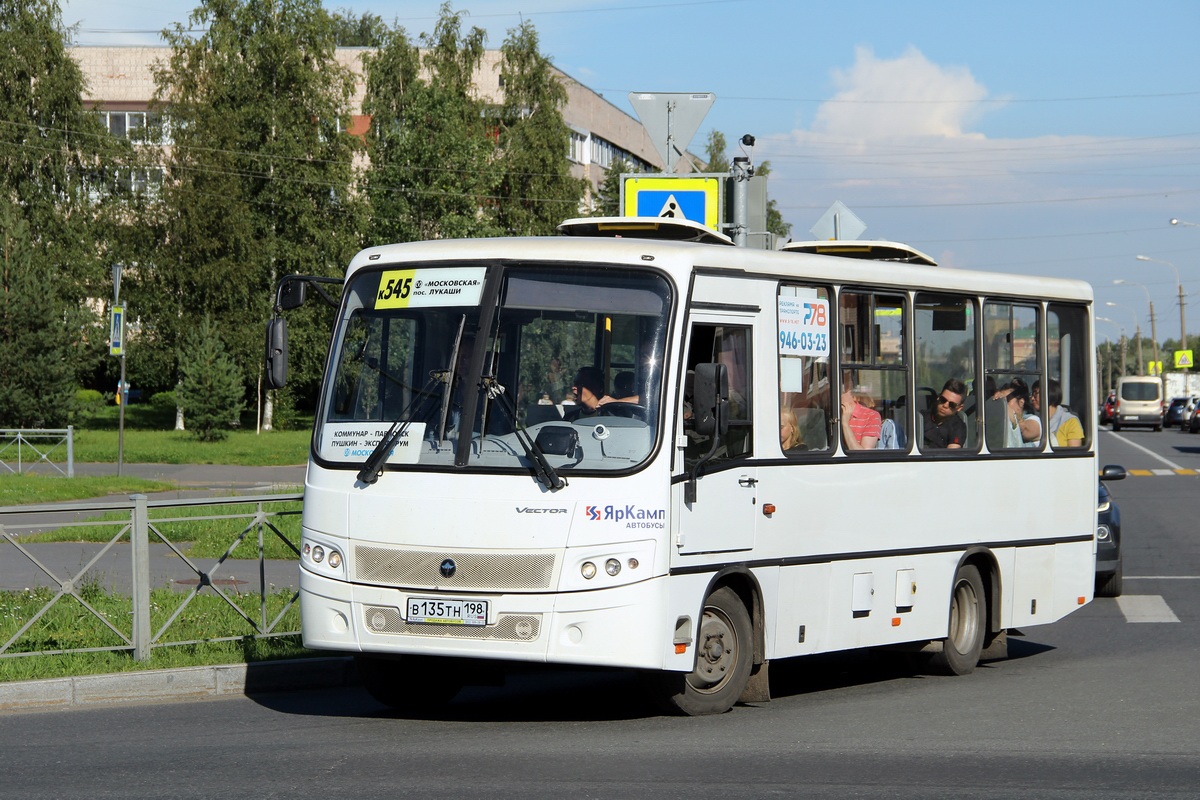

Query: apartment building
[[71, 46, 687, 202]]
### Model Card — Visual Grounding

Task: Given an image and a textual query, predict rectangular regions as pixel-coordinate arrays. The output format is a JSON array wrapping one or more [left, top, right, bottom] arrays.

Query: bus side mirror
[[278, 278, 307, 311], [265, 317, 288, 389], [692, 362, 729, 438]]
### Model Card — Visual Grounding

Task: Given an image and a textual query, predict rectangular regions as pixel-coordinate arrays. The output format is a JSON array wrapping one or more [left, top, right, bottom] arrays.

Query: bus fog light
[[311, 545, 325, 563], [628, 557, 639, 570], [605, 558, 621, 576], [581, 561, 597, 579], [302, 543, 311, 557], [327, 550, 342, 569]]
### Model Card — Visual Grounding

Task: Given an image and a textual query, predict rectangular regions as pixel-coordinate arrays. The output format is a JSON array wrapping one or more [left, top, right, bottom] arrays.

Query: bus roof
[[781, 240, 938, 266], [346, 229, 1092, 305], [557, 216, 734, 246]]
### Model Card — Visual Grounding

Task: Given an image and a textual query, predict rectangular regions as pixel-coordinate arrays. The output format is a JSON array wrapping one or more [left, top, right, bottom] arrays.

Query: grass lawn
[[0, 584, 310, 683], [0, 474, 178, 506], [60, 404, 313, 465]]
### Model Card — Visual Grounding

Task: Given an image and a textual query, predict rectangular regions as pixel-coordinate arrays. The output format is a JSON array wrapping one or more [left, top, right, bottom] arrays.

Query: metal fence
[[0, 492, 304, 661], [0, 428, 75, 478]]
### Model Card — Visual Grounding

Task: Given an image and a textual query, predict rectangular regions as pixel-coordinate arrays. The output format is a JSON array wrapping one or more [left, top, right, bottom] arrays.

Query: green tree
[[152, 0, 363, 421], [177, 317, 245, 441], [0, 199, 76, 427], [754, 161, 793, 240], [703, 130, 729, 173], [494, 20, 586, 235], [329, 8, 387, 46], [0, 0, 122, 392], [594, 156, 636, 217], [361, 4, 501, 243]]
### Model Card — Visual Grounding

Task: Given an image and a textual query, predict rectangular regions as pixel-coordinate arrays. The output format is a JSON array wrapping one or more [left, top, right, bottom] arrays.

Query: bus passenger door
[[675, 318, 758, 555]]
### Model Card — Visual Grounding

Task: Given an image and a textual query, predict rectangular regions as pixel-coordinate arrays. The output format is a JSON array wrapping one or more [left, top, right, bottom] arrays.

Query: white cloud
[[811, 45, 994, 140]]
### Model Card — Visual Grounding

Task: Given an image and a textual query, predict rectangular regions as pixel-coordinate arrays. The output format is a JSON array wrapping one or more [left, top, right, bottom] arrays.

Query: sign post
[[111, 265, 126, 477]]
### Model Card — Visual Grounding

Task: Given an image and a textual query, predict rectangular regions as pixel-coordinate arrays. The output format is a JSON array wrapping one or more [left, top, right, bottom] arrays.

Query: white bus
[[270, 217, 1099, 715]]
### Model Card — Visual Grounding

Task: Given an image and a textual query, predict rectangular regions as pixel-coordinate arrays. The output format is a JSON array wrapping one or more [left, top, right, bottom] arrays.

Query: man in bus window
[[922, 378, 967, 449], [564, 366, 605, 421]]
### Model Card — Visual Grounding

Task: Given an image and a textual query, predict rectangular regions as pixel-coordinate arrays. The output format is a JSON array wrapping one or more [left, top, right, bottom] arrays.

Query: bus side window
[[1048, 304, 1091, 448], [983, 302, 1042, 452], [837, 290, 908, 454], [778, 284, 834, 455], [914, 293, 978, 451]]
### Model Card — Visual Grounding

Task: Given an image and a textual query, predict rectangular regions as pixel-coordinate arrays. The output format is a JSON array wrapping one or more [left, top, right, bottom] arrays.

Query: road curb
[[0, 657, 357, 714]]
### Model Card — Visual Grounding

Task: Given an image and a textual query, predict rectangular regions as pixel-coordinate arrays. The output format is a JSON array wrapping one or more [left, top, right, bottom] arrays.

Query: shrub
[[72, 389, 107, 423], [150, 390, 178, 410]]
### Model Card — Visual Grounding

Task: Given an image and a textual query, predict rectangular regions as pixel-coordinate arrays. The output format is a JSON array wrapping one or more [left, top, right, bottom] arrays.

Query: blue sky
[[63, 0, 1200, 340]]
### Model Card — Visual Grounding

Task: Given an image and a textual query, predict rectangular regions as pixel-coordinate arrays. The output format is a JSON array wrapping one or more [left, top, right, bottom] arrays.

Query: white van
[[1112, 375, 1163, 431]]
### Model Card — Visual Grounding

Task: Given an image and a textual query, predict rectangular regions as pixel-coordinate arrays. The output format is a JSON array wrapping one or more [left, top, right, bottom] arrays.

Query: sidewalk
[[66, 461, 308, 493]]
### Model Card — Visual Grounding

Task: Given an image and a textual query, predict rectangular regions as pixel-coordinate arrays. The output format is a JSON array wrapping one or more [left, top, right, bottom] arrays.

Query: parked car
[[1164, 396, 1197, 428], [1189, 404, 1200, 433], [1096, 464, 1126, 597]]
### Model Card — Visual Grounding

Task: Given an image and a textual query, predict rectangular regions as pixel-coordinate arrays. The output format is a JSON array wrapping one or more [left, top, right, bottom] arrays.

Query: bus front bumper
[[299, 568, 685, 672]]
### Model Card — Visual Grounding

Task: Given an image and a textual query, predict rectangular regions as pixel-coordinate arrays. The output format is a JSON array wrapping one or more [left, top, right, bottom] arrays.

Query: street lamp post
[[1114, 279, 1159, 370], [1105, 302, 1142, 374], [1136, 254, 1187, 366]]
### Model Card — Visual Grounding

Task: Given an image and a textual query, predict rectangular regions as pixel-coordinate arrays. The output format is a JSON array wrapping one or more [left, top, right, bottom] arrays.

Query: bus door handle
[[738, 476, 758, 488]]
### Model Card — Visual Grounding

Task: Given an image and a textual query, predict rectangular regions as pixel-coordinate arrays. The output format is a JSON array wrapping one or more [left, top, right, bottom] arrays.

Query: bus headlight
[[301, 535, 346, 580], [563, 541, 655, 591]]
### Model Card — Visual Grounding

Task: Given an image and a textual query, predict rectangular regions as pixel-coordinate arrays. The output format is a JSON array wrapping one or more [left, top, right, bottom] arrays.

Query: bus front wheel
[[355, 654, 465, 712], [930, 564, 986, 676], [655, 586, 753, 716]]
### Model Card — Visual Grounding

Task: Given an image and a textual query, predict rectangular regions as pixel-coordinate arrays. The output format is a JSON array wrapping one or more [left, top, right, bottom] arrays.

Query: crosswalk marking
[[1125, 469, 1198, 477], [1115, 595, 1180, 623]]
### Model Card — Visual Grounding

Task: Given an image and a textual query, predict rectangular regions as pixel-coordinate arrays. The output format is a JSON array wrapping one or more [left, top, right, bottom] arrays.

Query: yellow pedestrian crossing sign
[[623, 176, 721, 231], [1175, 350, 1194, 369], [1148, 361, 1163, 376]]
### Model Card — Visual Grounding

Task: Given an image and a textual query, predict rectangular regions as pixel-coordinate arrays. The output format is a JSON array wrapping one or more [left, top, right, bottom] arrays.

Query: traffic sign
[[1175, 350, 1193, 369], [623, 176, 721, 230], [110, 305, 125, 356], [627, 92, 715, 173], [810, 201, 866, 241]]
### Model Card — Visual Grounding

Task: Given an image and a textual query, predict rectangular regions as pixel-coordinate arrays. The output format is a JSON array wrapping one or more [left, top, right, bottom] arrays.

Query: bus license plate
[[406, 596, 488, 626]]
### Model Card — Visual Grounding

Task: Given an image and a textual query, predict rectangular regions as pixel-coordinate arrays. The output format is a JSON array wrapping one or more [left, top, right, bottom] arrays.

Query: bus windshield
[[315, 262, 672, 475]]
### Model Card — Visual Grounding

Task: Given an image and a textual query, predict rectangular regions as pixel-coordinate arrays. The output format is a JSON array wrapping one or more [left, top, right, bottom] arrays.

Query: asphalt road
[[1, 435, 1197, 798]]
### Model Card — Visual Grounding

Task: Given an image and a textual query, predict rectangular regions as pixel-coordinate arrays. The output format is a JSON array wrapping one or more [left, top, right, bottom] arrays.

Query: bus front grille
[[353, 545, 557, 591], [363, 606, 542, 641]]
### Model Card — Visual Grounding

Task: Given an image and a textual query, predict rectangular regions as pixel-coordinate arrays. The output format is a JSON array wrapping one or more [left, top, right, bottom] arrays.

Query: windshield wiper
[[482, 376, 567, 492], [356, 372, 442, 486]]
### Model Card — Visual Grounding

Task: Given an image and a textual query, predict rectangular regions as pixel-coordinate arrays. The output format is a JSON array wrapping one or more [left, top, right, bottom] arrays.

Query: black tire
[[1096, 561, 1124, 598], [930, 564, 986, 676], [654, 586, 753, 715], [1112, 422, 1121, 432], [355, 654, 465, 712]]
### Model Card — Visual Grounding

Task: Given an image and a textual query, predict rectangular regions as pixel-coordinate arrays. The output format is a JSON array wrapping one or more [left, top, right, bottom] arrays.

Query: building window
[[569, 130, 587, 164]]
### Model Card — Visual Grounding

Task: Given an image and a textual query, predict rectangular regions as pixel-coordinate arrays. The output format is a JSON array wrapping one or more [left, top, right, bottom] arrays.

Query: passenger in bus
[[999, 378, 1038, 448], [1034, 378, 1084, 447], [921, 378, 967, 449], [780, 407, 806, 452], [840, 388, 881, 450], [564, 366, 605, 421]]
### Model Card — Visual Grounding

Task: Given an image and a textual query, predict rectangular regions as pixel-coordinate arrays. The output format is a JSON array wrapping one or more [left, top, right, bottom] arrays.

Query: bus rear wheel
[[655, 586, 753, 716], [930, 564, 986, 676], [355, 654, 465, 712]]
